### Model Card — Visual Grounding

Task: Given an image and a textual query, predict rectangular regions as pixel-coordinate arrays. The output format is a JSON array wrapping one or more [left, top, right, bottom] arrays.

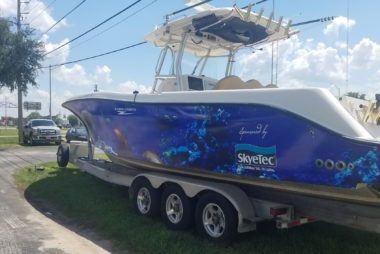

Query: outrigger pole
[[291, 16, 336, 27]]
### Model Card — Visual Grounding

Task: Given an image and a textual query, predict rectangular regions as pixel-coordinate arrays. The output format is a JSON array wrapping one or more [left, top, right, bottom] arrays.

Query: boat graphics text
[[239, 124, 269, 140], [235, 144, 277, 167]]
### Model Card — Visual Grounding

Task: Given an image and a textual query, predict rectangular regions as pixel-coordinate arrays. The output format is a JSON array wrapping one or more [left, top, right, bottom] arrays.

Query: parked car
[[23, 119, 61, 145], [65, 127, 88, 143]]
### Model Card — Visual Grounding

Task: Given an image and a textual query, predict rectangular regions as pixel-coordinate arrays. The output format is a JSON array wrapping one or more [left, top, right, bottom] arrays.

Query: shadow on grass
[[22, 165, 380, 254]]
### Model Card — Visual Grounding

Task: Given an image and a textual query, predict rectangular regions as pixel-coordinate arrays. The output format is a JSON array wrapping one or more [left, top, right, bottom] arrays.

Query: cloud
[[0, 0, 16, 16], [323, 16, 356, 37], [24, 88, 74, 117], [93, 66, 112, 85], [52, 64, 113, 87], [0, 0, 65, 32], [54, 64, 92, 86], [63, 90, 73, 98], [117, 81, 151, 94], [0, 87, 71, 118], [43, 38, 71, 64], [282, 42, 346, 84], [238, 35, 346, 88], [350, 38, 380, 69], [238, 32, 380, 98]]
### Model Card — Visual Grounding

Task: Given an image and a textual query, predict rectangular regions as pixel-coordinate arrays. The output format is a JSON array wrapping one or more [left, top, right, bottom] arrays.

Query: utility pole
[[346, 0, 350, 94], [0, 97, 17, 129], [16, 0, 23, 144], [4, 97, 7, 128], [49, 65, 52, 119]]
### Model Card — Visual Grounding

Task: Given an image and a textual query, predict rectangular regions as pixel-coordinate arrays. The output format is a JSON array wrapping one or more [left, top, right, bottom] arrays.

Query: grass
[[0, 127, 18, 136], [14, 162, 380, 254], [0, 126, 66, 148], [0, 127, 20, 148]]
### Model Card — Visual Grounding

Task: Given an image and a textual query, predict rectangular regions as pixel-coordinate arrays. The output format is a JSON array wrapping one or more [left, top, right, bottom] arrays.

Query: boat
[[63, 5, 380, 207]]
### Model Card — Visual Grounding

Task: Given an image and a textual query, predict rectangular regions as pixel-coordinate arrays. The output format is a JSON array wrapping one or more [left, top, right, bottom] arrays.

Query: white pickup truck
[[23, 119, 61, 145]]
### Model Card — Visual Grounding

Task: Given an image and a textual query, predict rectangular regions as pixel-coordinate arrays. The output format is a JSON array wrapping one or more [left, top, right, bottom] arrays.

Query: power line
[[43, 41, 146, 68], [167, 0, 213, 17], [242, 0, 268, 9], [41, 0, 87, 35], [29, 0, 58, 24], [69, 0, 157, 52], [28, 0, 43, 13], [43, 0, 142, 57]]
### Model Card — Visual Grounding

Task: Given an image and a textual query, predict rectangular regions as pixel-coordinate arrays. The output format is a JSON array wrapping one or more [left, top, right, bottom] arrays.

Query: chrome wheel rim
[[136, 187, 151, 214], [165, 193, 183, 224], [202, 203, 226, 238]]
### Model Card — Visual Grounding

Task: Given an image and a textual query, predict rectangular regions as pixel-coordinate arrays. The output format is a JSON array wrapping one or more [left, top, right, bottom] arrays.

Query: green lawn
[[0, 127, 67, 147], [0, 127, 18, 136], [13, 162, 380, 254], [0, 127, 20, 148]]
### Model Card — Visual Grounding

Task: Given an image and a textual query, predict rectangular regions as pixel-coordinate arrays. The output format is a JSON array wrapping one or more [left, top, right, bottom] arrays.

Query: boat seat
[[213, 75, 244, 90], [213, 76, 264, 90], [245, 79, 264, 89]]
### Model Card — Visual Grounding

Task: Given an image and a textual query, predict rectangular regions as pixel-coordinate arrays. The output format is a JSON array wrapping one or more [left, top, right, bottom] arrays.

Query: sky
[[0, 0, 380, 118]]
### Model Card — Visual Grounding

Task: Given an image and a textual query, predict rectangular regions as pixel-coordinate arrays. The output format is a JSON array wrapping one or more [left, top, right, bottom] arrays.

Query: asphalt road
[[0, 146, 111, 254]]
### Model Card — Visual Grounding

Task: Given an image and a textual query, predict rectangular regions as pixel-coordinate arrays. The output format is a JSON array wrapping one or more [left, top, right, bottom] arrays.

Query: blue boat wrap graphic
[[64, 99, 380, 190]]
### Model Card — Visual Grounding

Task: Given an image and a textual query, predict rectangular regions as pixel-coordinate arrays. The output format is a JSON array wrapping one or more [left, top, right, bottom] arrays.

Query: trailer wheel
[[161, 185, 193, 230], [195, 192, 238, 243], [57, 144, 69, 168], [131, 178, 159, 217]]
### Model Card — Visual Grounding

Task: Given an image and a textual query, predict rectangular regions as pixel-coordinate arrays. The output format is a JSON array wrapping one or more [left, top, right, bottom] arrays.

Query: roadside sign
[[23, 101, 41, 110]]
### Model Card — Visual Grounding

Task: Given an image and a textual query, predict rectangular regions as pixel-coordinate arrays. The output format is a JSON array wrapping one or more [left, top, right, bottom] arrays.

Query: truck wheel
[[57, 144, 69, 167], [29, 134, 35, 146], [161, 185, 193, 230], [22, 134, 27, 144], [195, 192, 238, 243], [131, 178, 159, 217]]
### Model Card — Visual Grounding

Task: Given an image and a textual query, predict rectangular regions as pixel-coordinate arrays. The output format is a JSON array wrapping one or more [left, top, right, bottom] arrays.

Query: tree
[[26, 112, 42, 121], [67, 114, 79, 127], [0, 18, 44, 92], [52, 114, 64, 126], [0, 18, 45, 143], [347, 92, 366, 100]]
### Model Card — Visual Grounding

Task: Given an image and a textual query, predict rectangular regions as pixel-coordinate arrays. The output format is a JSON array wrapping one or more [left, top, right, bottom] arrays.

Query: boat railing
[[155, 75, 177, 80]]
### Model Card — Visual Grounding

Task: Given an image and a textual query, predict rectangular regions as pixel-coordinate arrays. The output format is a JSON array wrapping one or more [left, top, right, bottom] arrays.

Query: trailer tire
[[57, 144, 69, 168], [195, 192, 237, 243], [161, 185, 193, 230], [131, 178, 160, 217]]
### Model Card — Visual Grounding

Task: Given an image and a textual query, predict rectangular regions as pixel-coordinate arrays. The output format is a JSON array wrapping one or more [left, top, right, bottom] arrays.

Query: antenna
[[346, 0, 350, 94]]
